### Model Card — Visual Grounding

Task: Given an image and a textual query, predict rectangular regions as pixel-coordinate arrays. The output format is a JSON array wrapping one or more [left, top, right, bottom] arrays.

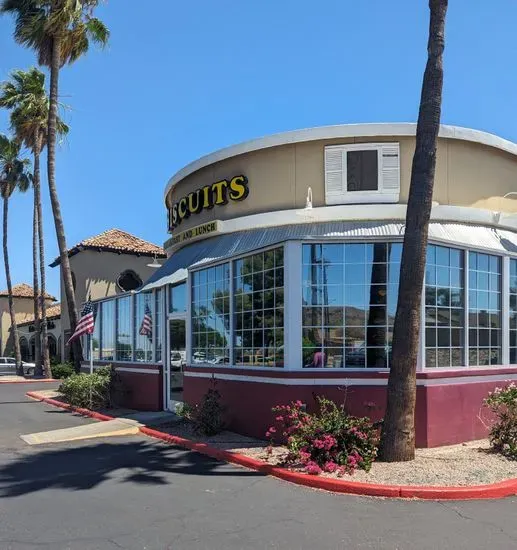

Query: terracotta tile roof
[[0, 283, 57, 301], [50, 229, 166, 267], [18, 303, 62, 327]]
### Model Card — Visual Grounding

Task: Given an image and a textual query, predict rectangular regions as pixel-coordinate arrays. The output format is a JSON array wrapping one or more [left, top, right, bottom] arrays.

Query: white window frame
[[325, 142, 400, 205]]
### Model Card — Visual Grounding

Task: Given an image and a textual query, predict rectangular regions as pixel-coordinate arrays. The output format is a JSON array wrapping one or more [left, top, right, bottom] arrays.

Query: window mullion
[[285, 241, 302, 370], [502, 256, 510, 365]]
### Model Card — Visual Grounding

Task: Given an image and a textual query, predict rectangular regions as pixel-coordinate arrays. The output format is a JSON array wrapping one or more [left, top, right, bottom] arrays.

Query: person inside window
[[312, 347, 325, 368]]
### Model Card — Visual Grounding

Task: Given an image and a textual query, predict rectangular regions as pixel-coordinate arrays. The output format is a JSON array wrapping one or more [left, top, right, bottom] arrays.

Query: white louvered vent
[[324, 148, 344, 195], [380, 144, 400, 192], [324, 142, 400, 205]]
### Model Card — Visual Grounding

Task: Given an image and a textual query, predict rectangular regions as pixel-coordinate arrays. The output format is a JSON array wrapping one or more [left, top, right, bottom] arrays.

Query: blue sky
[[1, 0, 517, 298]]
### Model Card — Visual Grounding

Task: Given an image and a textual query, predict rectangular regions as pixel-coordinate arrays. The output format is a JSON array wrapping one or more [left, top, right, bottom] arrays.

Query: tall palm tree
[[0, 0, 109, 372], [0, 135, 31, 375], [379, 0, 448, 462], [0, 67, 69, 378]]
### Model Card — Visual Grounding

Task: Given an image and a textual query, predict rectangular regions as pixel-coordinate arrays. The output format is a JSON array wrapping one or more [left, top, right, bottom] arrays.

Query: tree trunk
[[32, 147, 42, 376], [34, 136, 51, 378], [379, 0, 448, 462], [3, 194, 22, 375], [47, 34, 82, 373]]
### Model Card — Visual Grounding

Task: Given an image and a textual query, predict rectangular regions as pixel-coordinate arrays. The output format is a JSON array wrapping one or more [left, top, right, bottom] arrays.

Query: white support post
[[417, 279, 426, 371], [186, 272, 192, 367], [229, 261, 234, 366], [502, 256, 510, 365], [284, 241, 302, 370], [464, 251, 470, 366]]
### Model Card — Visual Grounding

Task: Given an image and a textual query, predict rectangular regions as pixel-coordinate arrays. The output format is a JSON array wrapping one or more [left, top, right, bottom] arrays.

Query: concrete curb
[[1, 378, 59, 384], [26, 391, 517, 501]]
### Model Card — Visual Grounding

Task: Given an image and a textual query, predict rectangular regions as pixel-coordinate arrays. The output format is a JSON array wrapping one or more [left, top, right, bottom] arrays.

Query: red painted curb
[[26, 391, 517, 500], [0, 379, 59, 384]]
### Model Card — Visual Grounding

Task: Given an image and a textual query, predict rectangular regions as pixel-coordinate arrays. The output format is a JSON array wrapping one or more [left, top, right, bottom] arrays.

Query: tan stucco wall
[[165, 136, 517, 235], [59, 250, 160, 353], [0, 296, 55, 356]]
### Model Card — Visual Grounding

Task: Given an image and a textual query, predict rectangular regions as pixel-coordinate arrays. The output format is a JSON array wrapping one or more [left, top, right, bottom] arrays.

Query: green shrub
[[485, 383, 517, 459], [59, 369, 112, 409], [51, 363, 74, 380], [267, 397, 379, 475], [180, 383, 226, 436]]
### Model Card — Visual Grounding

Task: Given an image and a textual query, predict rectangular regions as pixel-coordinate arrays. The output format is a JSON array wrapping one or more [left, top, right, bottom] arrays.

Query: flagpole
[[89, 334, 93, 375]]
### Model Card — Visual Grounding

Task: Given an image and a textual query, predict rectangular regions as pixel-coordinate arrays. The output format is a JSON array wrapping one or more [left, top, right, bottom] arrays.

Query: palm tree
[[0, 135, 31, 375], [0, 0, 109, 372], [0, 67, 69, 378], [379, 0, 448, 462]]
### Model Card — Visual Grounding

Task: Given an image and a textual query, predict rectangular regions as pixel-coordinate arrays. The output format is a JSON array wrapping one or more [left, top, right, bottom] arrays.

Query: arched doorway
[[29, 336, 36, 362], [20, 337, 29, 361], [47, 334, 57, 361]]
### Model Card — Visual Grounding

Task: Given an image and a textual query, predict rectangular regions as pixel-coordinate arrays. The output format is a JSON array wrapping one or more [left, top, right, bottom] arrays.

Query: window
[[155, 288, 163, 362], [116, 296, 132, 361], [91, 303, 101, 360], [169, 282, 186, 314], [302, 243, 401, 368], [134, 292, 153, 362], [425, 245, 464, 368], [117, 270, 142, 292], [192, 264, 230, 364], [511, 260, 517, 363], [468, 252, 501, 366], [100, 300, 115, 360], [324, 143, 400, 205], [234, 248, 284, 367]]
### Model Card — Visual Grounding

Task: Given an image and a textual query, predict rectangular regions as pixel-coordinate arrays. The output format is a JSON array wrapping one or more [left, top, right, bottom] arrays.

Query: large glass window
[[134, 292, 153, 362], [116, 296, 132, 361], [511, 260, 517, 363], [302, 243, 401, 368], [234, 248, 284, 367], [425, 245, 464, 368], [155, 288, 163, 362], [169, 282, 186, 314], [91, 303, 101, 360], [468, 252, 501, 366], [192, 264, 230, 364], [100, 300, 115, 361]]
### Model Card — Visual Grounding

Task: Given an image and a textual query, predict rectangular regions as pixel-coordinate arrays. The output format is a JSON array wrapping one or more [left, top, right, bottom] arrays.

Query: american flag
[[67, 300, 95, 344], [139, 303, 152, 338]]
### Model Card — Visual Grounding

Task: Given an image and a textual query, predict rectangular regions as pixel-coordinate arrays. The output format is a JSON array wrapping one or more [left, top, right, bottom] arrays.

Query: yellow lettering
[[211, 180, 229, 206], [187, 190, 201, 214], [178, 198, 188, 219], [202, 185, 212, 208], [228, 175, 249, 201]]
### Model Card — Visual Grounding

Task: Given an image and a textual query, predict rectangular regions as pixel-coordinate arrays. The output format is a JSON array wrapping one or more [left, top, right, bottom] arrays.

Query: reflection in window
[[134, 292, 153, 362], [116, 296, 132, 361], [425, 245, 464, 367], [301, 243, 401, 368], [191, 264, 230, 364], [468, 252, 501, 366], [90, 303, 101, 360], [101, 300, 115, 361], [169, 282, 186, 314], [511, 260, 517, 364], [234, 248, 284, 367], [155, 288, 163, 362]]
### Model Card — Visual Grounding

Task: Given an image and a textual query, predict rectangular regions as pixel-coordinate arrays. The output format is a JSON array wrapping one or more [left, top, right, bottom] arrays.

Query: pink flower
[[275, 416, 284, 422], [305, 461, 322, 475], [268, 426, 277, 434], [323, 461, 338, 473], [299, 451, 311, 463], [295, 400, 303, 407], [265, 431, 272, 438]]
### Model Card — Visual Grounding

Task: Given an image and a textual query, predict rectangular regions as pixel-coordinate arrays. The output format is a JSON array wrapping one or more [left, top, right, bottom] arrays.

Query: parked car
[[0, 357, 36, 376]]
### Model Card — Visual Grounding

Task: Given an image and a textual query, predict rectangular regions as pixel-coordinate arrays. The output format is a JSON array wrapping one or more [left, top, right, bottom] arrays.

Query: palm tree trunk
[[47, 34, 82, 373], [379, 0, 448, 462], [3, 194, 22, 375], [34, 137, 51, 377], [32, 150, 41, 375]]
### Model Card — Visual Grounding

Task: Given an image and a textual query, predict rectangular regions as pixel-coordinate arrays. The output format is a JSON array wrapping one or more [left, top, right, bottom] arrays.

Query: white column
[[464, 250, 470, 366], [186, 272, 192, 367], [284, 241, 302, 370], [229, 261, 234, 366], [502, 256, 510, 365], [417, 279, 426, 371]]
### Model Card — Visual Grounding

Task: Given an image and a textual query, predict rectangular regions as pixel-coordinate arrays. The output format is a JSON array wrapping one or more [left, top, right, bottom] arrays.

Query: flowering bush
[[485, 382, 517, 459], [267, 397, 378, 475]]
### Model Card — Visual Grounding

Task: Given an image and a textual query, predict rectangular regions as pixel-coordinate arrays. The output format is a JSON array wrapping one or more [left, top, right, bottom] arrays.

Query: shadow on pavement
[[0, 439, 262, 498]]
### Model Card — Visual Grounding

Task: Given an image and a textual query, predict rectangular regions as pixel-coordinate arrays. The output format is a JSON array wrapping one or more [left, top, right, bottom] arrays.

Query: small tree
[[380, 0, 448, 462]]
